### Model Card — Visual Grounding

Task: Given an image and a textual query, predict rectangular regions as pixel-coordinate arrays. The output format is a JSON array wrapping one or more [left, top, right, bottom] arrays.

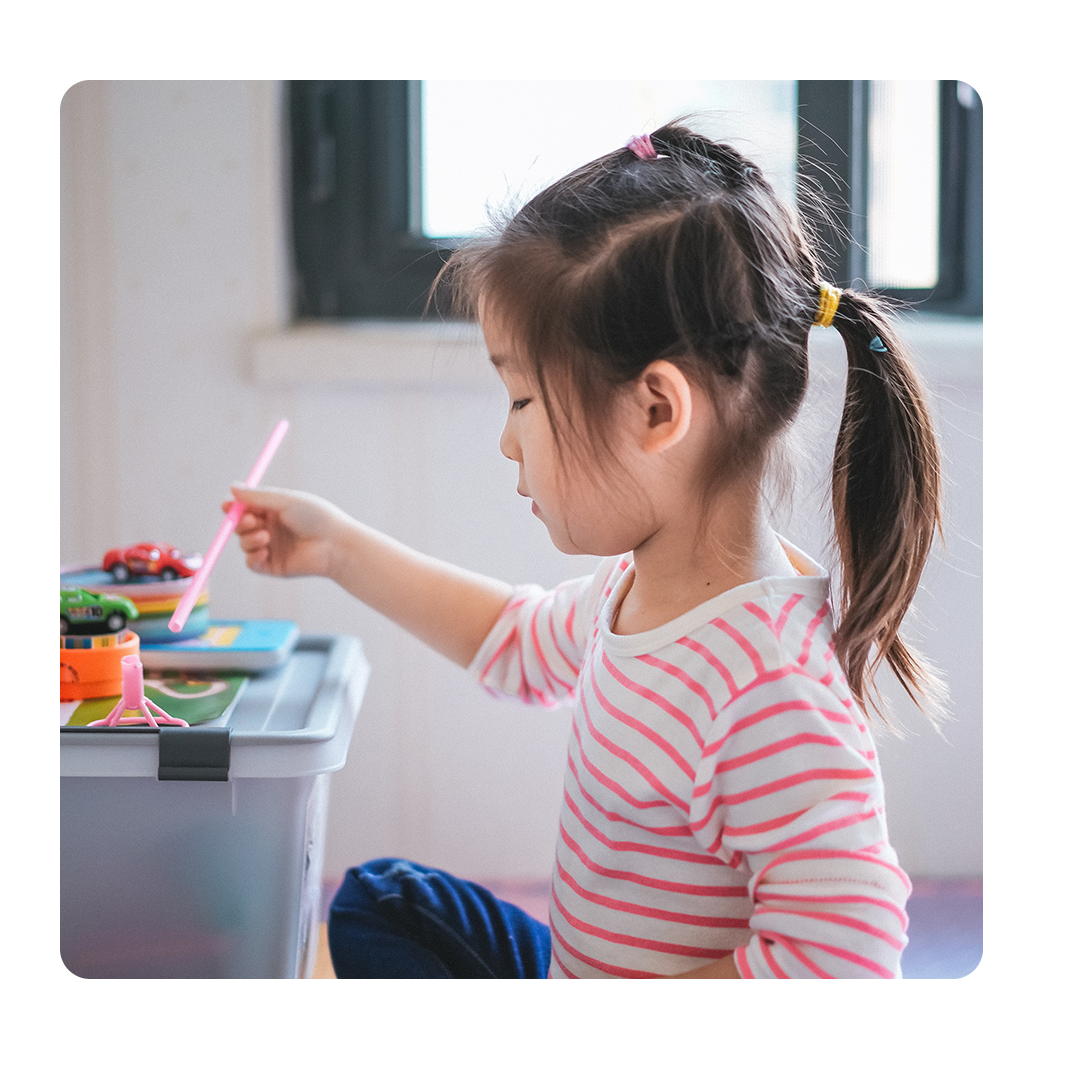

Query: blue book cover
[[139, 620, 299, 671]]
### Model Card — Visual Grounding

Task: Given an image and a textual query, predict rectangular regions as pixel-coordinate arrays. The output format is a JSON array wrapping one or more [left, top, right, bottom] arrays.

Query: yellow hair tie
[[813, 283, 841, 328]]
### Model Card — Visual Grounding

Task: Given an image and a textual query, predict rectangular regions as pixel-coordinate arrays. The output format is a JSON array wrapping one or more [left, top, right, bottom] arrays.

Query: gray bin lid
[[61, 635, 370, 779]]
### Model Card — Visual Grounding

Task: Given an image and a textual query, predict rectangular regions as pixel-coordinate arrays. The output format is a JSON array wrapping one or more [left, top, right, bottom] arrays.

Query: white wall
[[61, 80, 982, 886]]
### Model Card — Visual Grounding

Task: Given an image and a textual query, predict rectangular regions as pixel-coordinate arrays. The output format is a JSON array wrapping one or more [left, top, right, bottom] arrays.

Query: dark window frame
[[289, 81, 446, 319], [796, 79, 982, 316], [289, 80, 982, 321]]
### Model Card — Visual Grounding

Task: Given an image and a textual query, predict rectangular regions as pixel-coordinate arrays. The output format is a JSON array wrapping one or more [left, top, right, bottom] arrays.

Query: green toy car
[[60, 588, 140, 636]]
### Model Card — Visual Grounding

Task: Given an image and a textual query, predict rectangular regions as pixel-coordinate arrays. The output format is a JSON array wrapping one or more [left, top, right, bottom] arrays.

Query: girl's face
[[483, 311, 652, 557]]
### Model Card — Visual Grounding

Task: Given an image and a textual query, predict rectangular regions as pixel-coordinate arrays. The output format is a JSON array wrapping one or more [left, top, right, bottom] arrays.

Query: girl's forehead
[[490, 353, 532, 387], [480, 307, 527, 374]]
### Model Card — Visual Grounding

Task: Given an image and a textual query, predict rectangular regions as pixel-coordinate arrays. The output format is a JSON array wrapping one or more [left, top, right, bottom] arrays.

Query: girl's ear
[[636, 360, 693, 454]]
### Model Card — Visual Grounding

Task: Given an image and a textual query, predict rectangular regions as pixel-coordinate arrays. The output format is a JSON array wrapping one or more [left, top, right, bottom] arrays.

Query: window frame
[[289, 81, 446, 319], [289, 79, 982, 321], [796, 79, 982, 316]]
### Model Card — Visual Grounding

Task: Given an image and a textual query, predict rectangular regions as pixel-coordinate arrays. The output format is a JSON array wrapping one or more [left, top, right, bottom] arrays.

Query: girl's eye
[[511, 398, 531, 412]]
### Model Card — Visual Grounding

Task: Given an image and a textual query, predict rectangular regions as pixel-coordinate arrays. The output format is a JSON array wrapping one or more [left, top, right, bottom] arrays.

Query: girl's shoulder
[[572, 554, 634, 637]]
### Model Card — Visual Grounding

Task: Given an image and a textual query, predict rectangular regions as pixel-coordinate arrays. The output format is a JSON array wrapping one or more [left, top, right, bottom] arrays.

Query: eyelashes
[[511, 398, 532, 412]]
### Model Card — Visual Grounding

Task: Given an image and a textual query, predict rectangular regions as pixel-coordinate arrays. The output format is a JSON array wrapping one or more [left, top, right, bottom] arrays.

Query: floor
[[311, 876, 982, 979], [900, 877, 983, 979], [312, 923, 336, 979]]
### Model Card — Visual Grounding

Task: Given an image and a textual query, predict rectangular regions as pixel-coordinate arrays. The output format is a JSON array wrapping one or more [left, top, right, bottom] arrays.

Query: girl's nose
[[499, 421, 520, 463]]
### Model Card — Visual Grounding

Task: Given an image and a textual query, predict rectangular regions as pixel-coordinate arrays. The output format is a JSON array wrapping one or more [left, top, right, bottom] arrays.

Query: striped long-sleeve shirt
[[468, 541, 911, 978]]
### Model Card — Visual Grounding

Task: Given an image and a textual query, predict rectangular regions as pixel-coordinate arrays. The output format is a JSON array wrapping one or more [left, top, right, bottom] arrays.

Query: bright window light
[[420, 81, 797, 239], [868, 81, 940, 290]]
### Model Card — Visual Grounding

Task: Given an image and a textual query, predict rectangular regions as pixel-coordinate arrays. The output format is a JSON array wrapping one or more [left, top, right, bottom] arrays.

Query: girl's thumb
[[230, 483, 288, 508]]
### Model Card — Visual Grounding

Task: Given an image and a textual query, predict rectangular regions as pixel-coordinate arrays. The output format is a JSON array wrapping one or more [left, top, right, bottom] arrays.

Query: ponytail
[[829, 290, 944, 718]]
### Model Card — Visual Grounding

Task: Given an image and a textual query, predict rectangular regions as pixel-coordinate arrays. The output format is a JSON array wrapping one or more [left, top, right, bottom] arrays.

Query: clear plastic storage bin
[[61, 635, 369, 979]]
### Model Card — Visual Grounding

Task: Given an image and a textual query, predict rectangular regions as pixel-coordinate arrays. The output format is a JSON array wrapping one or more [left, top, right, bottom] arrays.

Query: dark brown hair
[[439, 122, 943, 718]]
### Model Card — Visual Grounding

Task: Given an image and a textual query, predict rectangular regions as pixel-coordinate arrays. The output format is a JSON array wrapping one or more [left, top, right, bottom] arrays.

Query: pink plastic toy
[[87, 654, 189, 728], [169, 419, 289, 634]]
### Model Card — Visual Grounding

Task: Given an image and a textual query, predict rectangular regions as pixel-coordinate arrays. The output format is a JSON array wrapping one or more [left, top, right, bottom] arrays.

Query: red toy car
[[102, 543, 203, 583]]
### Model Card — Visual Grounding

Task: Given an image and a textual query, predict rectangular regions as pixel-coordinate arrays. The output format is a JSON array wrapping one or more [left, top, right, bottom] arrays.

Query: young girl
[[231, 124, 941, 979]]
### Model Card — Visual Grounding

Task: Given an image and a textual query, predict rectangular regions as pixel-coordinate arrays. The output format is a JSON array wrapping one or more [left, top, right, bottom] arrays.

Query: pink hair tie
[[626, 134, 658, 160]]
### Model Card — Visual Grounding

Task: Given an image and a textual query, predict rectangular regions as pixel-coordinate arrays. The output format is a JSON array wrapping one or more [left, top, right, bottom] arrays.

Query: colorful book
[[61, 673, 248, 727], [138, 620, 300, 671]]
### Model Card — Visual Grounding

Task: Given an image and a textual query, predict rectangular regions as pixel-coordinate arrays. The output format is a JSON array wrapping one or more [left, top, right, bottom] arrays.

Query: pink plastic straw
[[169, 419, 289, 633]]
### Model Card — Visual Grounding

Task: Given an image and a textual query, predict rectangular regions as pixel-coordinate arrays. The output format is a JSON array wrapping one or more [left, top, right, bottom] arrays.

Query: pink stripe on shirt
[[556, 860, 750, 930], [580, 691, 692, 813], [602, 652, 705, 749]]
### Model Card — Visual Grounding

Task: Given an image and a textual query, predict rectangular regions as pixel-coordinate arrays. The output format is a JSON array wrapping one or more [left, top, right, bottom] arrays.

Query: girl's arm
[[228, 485, 514, 668], [690, 667, 910, 980], [668, 955, 740, 979]]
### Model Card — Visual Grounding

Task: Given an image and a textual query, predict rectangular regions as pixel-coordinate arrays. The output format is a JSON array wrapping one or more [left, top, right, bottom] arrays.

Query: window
[[419, 81, 798, 238], [867, 81, 940, 290], [796, 80, 982, 315], [289, 80, 981, 320]]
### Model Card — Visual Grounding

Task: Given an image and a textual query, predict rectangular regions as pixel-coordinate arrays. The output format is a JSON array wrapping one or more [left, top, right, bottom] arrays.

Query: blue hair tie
[[868, 335, 887, 353]]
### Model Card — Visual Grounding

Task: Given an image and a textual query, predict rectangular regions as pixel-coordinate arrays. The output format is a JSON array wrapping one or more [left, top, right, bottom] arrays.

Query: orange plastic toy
[[60, 631, 140, 701]]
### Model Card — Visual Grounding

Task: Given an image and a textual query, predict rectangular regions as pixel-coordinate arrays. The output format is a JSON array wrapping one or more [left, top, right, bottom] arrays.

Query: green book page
[[64, 674, 248, 727]]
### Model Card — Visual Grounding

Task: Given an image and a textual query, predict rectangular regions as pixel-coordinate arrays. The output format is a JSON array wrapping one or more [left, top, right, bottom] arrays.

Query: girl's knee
[[330, 858, 431, 917]]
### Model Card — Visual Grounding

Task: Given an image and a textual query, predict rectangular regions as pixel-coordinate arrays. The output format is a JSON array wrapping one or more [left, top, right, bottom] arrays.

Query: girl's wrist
[[323, 509, 364, 586]]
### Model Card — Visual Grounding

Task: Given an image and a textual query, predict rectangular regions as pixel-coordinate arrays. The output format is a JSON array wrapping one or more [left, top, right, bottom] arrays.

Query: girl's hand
[[227, 484, 514, 669], [226, 485, 348, 580]]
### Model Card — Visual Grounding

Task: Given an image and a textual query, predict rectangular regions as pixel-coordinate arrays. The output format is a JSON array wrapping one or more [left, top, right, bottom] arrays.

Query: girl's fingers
[[225, 502, 259, 527], [236, 511, 263, 532], [238, 529, 271, 553], [234, 510, 276, 539]]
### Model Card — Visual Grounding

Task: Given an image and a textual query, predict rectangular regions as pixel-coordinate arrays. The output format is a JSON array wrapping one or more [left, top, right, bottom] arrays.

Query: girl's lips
[[531, 501, 540, 516]]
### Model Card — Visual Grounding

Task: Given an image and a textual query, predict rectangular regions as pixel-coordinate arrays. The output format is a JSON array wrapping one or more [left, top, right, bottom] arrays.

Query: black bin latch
[[157, 727, 231, 781]]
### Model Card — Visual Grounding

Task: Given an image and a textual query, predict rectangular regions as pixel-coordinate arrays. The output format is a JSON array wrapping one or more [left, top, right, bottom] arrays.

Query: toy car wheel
[[106, 612, 127, 632], [60, 617, 70, 635], [160, 567, 178, 580], [109, 562, 131, 582]]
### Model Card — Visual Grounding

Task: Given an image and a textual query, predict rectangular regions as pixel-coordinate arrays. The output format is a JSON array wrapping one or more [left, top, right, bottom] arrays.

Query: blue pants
[[328, 858, 551, 978]]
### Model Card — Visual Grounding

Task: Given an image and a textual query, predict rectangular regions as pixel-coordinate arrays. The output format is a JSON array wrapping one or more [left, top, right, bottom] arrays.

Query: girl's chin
[[534, 509, 619, 557], [546, 526, 601, 558]]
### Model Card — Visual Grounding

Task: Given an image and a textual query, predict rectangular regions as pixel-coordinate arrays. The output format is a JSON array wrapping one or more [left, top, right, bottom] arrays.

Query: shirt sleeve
[[467, 560, 617, 708], [689, 671, 911, 979]]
